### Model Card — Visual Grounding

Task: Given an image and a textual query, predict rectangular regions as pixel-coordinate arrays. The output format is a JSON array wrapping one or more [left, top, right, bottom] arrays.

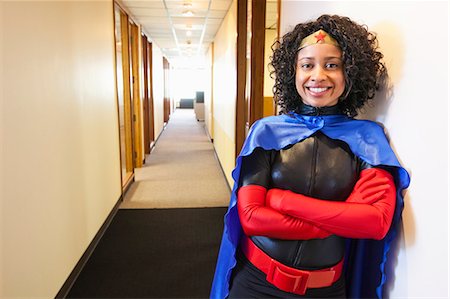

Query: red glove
[[266, 168, 396, 240], [346, 168, 393, 204], [237, 184, 331, 240]]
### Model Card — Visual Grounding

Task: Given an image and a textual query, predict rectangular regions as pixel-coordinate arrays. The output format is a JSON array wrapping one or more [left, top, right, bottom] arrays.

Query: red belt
[[240, 235, 344, 295]]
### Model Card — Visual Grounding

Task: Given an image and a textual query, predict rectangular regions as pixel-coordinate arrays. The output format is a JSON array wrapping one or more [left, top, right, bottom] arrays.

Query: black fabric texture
[[239, 131, 365, 270], [296, 103, 344, 116]]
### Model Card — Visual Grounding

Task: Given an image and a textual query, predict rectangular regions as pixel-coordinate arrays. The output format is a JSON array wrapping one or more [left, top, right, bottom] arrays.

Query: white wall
[[0, 3, 4, 296], [205, 44, 214, 139], [152, 45, 166, 139], [281, 1, 449, 297], [264, 29, 276, 97], [212, 0, 237, 186], [0, 1, 122, 297]]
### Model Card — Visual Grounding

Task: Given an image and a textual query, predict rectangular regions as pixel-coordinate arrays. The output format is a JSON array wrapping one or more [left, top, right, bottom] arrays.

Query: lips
[[307, 87, 329, 93], [306, 86, 332, 95]]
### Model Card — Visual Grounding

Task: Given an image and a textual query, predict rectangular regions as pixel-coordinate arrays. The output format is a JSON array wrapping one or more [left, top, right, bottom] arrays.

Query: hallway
[[121, 108, 231, 209], [65, 109, 230, 297]]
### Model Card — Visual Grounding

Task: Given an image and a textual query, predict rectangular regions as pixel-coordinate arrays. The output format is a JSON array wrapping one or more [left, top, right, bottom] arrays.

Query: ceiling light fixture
[[182, 10, 194, 17], [186, 30, 192, 37]]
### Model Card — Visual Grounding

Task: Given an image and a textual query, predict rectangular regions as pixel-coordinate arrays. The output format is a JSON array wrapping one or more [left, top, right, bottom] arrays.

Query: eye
[[326, 63, 340, 69], [300, 63, 312, 69]]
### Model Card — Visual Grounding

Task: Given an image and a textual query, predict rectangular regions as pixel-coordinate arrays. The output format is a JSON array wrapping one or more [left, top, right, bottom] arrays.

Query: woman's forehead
[[297, 43, 342, 59]]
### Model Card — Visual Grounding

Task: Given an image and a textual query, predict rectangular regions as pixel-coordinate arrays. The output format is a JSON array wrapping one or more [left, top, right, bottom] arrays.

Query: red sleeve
[[266, 168, 396, 240], [237, 184, 331, 240]]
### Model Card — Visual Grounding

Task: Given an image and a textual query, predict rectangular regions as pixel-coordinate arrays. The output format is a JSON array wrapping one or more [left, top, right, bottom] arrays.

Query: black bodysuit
[[228, 105, 370, 298]]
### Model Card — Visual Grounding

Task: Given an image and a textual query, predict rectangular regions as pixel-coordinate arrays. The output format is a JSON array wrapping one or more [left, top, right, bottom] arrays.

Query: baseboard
[[203, 124, 213, 143], [211, 145, 232, 193], [55, 196, 123, 298]]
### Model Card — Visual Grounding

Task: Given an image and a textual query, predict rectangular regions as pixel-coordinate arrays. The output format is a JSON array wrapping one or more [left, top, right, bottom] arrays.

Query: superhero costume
[[230, 128, 395, 296], [210, 106, 410, 298]]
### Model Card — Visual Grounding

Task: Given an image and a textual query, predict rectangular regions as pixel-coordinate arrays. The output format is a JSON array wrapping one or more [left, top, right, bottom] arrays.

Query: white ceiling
[[119, 0, 278, 68]]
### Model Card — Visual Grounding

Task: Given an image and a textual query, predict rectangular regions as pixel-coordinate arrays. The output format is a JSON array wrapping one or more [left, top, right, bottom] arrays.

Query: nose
[[311, 66, 327, 81]]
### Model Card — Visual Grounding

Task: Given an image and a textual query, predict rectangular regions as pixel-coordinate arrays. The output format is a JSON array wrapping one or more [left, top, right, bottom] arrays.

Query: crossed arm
[[237, 168, 396, 241], [237, 184, 332, 240]]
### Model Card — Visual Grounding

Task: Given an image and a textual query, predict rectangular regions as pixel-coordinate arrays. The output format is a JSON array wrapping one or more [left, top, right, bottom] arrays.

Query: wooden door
[[114, 5, 134, 188], [235, 0, 266, 158], [141, 34, 150, 155], [147, 42, 155, 145], [163, 57, 170, 123], [130, 22, 143, 167], [248, 0, 266, 126], [236, 0, 247, 157]]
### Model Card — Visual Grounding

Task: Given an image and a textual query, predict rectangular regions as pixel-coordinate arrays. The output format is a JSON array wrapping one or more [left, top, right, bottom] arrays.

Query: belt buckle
[[266, 258, 310, 295]]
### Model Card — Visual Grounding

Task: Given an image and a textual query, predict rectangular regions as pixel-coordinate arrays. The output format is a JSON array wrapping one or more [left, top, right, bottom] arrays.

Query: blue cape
[[210, 113, 410, 299]]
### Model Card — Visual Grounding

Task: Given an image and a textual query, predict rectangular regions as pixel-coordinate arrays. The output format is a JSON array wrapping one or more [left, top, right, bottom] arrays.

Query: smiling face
[[295, 43, 345, 108]]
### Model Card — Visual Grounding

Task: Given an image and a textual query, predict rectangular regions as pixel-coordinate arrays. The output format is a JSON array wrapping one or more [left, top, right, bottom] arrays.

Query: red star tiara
[[298, 29, 339, 50]]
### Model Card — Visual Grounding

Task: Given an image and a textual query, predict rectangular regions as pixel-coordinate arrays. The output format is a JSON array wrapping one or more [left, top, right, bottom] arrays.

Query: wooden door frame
[[119, 9, 134, 186], [249, 0, 266, 125], [141, 34, 150, 155], [148, 41, 155, 145], [235, 0, 266, 158], [163, 57, 170, 123], [235, 0, 247, 158], [130, 22, 143, 168], [113, 4, 134, 190]]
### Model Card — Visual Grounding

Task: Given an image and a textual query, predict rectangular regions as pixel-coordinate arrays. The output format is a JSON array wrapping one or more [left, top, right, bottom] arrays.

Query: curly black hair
[[270, 14, 386, 116]]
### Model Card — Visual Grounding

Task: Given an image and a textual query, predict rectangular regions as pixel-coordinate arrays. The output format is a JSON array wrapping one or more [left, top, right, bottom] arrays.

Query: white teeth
[[308, 87, 328, 93]]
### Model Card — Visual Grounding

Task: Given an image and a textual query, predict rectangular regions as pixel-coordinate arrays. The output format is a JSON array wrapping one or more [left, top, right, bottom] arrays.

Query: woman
[[211, 15, 410, 298]]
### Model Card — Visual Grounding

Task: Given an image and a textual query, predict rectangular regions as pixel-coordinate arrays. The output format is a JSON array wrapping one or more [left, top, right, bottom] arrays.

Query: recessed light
[[182, 10, 194, 17]]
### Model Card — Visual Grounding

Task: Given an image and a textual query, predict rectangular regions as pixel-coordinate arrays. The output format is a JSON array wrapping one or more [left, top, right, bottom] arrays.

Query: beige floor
[[120, 109, 231, 209]]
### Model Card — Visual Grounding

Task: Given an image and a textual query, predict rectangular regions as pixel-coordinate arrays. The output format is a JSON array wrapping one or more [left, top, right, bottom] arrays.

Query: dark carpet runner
[[67, 207, 227, 298]]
